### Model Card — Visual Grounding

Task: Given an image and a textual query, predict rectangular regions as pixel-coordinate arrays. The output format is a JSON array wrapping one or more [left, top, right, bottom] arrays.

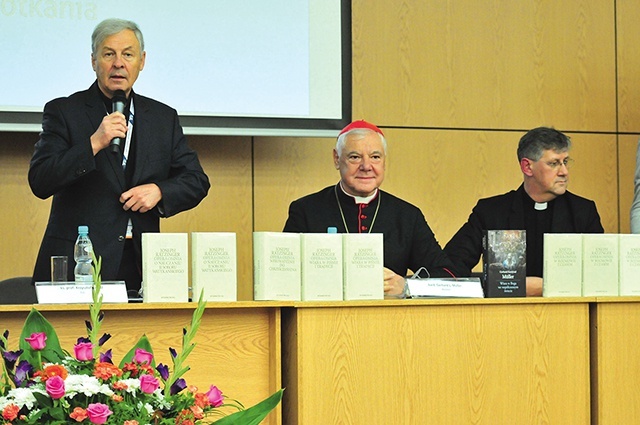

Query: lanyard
[[121, 98, 134, 170]]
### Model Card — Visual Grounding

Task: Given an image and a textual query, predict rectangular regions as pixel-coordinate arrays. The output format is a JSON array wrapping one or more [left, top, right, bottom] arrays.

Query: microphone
[[110, 90, 127, 154]]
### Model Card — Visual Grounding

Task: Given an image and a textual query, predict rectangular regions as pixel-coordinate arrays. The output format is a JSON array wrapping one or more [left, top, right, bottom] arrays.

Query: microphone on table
[[110, 90, 127, 154]]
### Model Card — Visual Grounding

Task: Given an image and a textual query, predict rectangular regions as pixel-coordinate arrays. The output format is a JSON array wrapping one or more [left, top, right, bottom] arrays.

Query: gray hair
[[91, 18, 144, 56], [336, 129, 387, 156], [517, 126, 571, 161]]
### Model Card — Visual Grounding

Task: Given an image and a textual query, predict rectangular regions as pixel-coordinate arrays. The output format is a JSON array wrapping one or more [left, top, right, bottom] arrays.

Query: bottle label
[[74, 275, 93, 283]]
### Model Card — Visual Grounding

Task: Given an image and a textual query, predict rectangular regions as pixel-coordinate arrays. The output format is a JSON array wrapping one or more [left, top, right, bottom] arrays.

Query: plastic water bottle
[[74, 225, 93, 283]]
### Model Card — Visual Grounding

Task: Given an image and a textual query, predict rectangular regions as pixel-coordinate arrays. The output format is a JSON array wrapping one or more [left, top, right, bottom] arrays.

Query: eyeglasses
[[544, 158, 574, 170]]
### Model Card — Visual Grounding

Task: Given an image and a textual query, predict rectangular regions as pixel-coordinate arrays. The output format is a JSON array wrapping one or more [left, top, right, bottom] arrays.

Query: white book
[[191, 232, 237, 301], [582, 234, 619, 296], [253, 232, 301, 300], [142, 233, 189, 303], [342, 233, 384, 300], [543, 233, 583, 297], [300, 233, 343, 301], [619, 234, 640, 296]]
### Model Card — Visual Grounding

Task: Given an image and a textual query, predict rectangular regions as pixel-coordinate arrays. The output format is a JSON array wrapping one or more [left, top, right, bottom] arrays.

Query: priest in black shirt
[[444, 127, 604, 296], [283, 120, 456, 298]]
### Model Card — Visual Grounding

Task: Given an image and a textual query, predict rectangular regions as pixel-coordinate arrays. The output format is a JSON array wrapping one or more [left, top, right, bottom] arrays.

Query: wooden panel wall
[[618, 0, 640, 133], [1, 0, 638, 299], [350, 0, 616, 131]]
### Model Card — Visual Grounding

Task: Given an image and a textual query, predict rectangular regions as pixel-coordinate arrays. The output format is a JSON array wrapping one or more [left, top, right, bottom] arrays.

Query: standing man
[[444, 127, 603, 296], [29, 18, 210, 293], [283, 120, 455, 298]]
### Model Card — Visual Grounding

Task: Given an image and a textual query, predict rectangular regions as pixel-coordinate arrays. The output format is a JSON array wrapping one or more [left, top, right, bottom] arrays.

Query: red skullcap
[[338, 120, 384, 136]]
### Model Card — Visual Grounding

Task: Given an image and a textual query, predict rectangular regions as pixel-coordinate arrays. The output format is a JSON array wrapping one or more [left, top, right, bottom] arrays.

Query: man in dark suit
[[444, 127, 603, 296], [283, 120, 456, 298], [29, 18, 210, 293]]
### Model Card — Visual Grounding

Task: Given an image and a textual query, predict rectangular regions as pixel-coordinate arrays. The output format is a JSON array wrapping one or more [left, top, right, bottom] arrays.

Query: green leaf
[[28, 409, 46, 423], [118, 335, 155, 368], [32, 391, 53, 408], [213, 389, 283, 425], [18, 309, 65, 365], [49, 405, 66, 421]]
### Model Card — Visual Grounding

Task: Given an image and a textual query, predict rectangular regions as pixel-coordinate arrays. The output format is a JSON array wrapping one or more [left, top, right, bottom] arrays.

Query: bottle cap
[[327, 227, 338, 234], [78, 225, 89, 235]]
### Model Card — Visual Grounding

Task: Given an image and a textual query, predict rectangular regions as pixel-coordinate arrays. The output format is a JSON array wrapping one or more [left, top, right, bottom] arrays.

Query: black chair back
[[0, 277, 37, 304]]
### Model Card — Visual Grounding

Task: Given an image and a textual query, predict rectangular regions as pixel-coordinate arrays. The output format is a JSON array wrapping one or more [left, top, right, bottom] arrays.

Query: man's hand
[[90, 112, 127, 155], [120, 183, 162, 213], [526, 276, 543, 297], [384, 267, 406, 298]]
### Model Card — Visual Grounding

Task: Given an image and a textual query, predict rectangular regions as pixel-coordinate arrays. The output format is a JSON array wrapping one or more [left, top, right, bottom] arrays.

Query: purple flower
[[14, 360, 33, 387], [25, 333, 47, 351], [170, 378, 187, 395], [98, 333, 111, 346], [2, 349, 23, 369], [99, 349, 113, 364], [45, 375, 65, 399], [156, 363, 169, 380], [169, 347, 177, 359], [76, 336, 91, 344]]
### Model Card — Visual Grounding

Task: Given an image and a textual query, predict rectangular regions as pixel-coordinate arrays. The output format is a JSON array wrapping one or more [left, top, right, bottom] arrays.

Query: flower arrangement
[[0, 257, 282, 424]]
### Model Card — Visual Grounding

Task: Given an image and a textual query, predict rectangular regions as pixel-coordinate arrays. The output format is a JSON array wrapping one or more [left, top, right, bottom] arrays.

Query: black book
[[483, 230, 527, 297]]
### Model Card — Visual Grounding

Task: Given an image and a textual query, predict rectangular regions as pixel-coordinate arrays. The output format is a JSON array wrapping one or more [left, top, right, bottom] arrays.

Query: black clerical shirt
[[522, 193, 555, 277]]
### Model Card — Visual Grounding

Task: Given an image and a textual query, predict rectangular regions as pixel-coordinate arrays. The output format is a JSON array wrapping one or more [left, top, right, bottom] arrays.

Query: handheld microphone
[[110, 90, 127, 154]]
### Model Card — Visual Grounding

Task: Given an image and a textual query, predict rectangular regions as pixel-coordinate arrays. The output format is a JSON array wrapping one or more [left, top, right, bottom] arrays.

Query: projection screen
[[0, 0, 351, 136]]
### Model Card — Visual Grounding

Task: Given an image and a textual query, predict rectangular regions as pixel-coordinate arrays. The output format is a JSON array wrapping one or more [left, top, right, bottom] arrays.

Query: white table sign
[[406, 277, 484, 298], [35, 281, 129, 304]]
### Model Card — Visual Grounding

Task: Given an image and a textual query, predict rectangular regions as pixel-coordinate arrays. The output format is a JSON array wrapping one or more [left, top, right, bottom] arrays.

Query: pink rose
[[86, 403, 112, 425], [45, 375, 65, 399], [74, 342, 94, 361], [25, 332, 47, 350], [139, 374, 160, 394], [133, 348, 153, 365], [206, 385, 224, 407]]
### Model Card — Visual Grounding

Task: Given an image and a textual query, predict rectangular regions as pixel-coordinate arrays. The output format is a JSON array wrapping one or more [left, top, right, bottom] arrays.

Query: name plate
[[407, 277, 484, 298], [35, 281, 129, 304]]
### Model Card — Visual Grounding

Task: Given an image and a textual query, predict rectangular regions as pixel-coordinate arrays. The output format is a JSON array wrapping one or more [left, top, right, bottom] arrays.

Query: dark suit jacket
[[444, 185, 604, 276], [283, 184, 455, 278], [29, 82, 210, 282]]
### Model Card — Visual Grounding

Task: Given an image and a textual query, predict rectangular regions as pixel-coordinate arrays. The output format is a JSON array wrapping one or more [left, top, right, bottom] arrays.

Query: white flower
[[117, 377, 141, 393], [0, 386, 46, 410], [65, 374, 114, 397]]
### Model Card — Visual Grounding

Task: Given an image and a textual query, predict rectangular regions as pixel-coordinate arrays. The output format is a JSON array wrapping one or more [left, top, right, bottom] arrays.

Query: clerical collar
[[522, 188, 554, 211], [339, 182, 378, 204], [534, 202, 548, 211]]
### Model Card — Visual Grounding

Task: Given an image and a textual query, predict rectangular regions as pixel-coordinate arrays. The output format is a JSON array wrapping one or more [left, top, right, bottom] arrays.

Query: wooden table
[[591, 297, 640, 425], [0, 302, 284, 425], [282, 298, 592, 425]]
